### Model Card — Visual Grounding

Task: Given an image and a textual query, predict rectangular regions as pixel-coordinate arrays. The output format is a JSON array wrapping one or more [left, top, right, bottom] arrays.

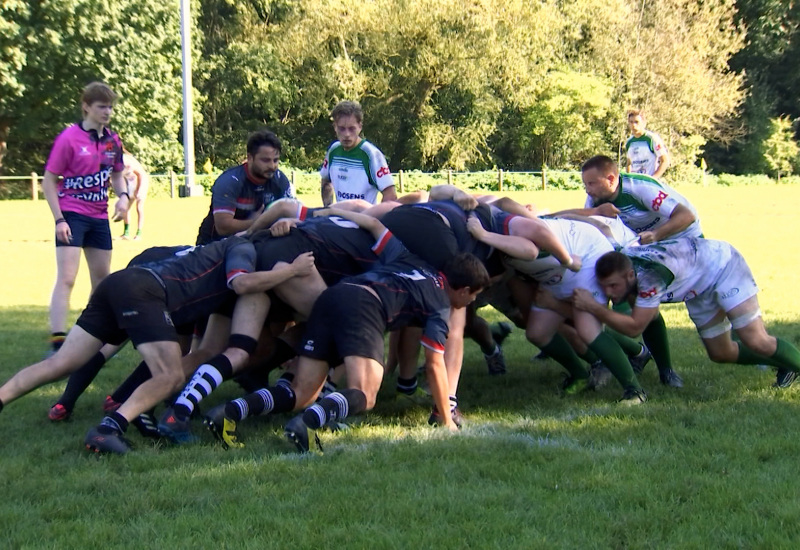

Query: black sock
[[303, 389, 368, 429], [0, 398, 4, 413], [396, 376, 418, 395], [276, 372, 295, 388], [111, 361, 152, 403], [57, 352, 107, 411], [225, 384, 297, 421], [98, 411, 129, 434]]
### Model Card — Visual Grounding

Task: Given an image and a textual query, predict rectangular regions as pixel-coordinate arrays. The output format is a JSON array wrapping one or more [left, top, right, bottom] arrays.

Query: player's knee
[[741, 335, 776, 357], [706, 347, 735, 363], [525, 328, 545, 347]]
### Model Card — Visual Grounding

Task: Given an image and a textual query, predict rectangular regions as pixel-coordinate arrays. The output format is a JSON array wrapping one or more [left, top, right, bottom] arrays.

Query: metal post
[[398, 170, 404, 193], [498, 169, 503, 192], [447, 169, 452, 186], [180, 0, 195, 188], [169, 170, 176, 199], [541, 165, 548, 190], [30, 172, 38, 200], [291, 170, 295, 188]]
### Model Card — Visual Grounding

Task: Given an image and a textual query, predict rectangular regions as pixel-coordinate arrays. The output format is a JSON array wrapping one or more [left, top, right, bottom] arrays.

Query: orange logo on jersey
[[639, 287, 658, 298], [376, 166, 390, 178], [651, 191, 668, 211]]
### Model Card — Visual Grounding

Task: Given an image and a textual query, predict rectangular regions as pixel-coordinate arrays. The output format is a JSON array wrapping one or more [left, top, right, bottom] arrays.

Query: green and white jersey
[[320, 139, 394, 204], [625, 130, 667, 176], [584, 173, 702, 239], [626, 239, 731, 308]]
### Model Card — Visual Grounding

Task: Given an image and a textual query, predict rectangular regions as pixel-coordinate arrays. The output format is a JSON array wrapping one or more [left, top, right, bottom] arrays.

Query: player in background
[[625, 109, 670, 178], [196, 130, 294, 245], [320, 100, 397, 206], [42, 82, 130, 356], [120, 151, 149, 240]]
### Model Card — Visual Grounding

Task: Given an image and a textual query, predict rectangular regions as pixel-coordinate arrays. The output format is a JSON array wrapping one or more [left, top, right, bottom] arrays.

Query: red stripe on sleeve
[[420, 336, 445, 354], [372, 229, 393, 255]]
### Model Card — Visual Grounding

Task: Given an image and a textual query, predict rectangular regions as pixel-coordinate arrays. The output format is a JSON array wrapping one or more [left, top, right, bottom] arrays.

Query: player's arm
[[553, 213, 615, 240], [466, 217, 539, 260], [229, 252, 315, 294], [245, 198, 303, 236], [321, 177, 334, 207], [314, 206, 386, 240], [42, 170, 72, 244], [428, 184, 479, 211], [213, 212, 261, 236], [534, 288, 574, 319], [652, 139, 670, 179], [380, 185, 398, 203], [423, 345, 457, 431], [639, 204, 695, 244], [509, 217, 581, 272], [109, 170, 130, 221], [482, 196, 539, 219], [572, 290, 659, 337]]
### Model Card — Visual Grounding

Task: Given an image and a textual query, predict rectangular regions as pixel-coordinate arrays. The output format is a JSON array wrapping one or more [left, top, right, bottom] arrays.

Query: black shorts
[[380, 207, 458, 270], [299, 284, 386, 367], [56, 211, 112, 250], [76, 269, 179, 346]]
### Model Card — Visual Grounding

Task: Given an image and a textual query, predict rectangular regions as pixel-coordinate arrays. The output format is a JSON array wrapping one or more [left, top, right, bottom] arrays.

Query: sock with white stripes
[[225, 384, 296, 422], [173, 355, 233, 420], [302, 389, 368, 430]]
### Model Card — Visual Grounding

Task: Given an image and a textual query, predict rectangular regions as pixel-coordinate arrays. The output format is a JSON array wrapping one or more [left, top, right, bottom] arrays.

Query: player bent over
[[210, 209, 490, 451], [573, 239, 800, 388]]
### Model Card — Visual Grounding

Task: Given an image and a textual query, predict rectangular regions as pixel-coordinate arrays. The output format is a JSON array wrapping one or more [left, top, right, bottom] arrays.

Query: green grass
[[2, 186, 800, 548]]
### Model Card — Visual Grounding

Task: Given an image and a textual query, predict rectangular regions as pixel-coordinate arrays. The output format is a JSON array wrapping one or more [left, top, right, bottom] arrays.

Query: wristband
[[118, 192, 130, 200], [55, 218, 66, 226]]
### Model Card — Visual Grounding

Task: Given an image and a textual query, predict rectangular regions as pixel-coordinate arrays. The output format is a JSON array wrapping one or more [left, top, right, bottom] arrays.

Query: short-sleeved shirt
[[341, 231, 452, 354], [320, 139, 393, 204], [196, 163, 294, 244], [135, 236, 255, 326], [584, 173, 702, 240], [626, 130, 668, 176], [626, 238, 734, 309], [44, 123, 125, 219]]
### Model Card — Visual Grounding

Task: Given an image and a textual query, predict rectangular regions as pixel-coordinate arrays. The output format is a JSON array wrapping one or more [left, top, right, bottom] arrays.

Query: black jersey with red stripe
[[341, 231, 451, 353], [296, 215, 379, 274], [134, 236, 255, 326]]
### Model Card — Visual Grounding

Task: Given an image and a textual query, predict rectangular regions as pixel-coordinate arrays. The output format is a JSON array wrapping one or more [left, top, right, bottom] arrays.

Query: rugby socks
[[111, 361, 152, 403], [0, 399, 4, 413], [396, 376, 418, 395], [235, 339, 298, 392], [587, 332, 641, 390], [276, 372, 295, 388], [225, 384, 296, 421], [607, 328, 644, 357], [97, 411, 129, 435], [49, 332, 66, 352], [578, 348, 599, 365], [303, 389, 367, 430], [540, 333, 590, 380], [736, 338, 800, 371], [642, 313, 675, 375], [57, 352, 106, 411], [174, 355, 234, 419]]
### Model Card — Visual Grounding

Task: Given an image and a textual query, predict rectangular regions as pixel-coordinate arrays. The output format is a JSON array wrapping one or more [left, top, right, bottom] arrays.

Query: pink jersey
[[45, 123, 124, 219]]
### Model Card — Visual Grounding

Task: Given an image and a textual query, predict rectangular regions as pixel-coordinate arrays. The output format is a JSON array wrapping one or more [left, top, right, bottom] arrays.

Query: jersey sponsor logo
[[337, 191, 366, 200], [163, 311, 174, 327], [304, 339, 315, 351], [545, 274, 563, 285], [720, 287, 739, 299], [397, 269, 427, 281], [651, 191, 669, 211], [79, 146, 91, 156], [62, 168, 112, 191], [121, 309, 139, 317], [376, 166, 390, 178], [639, 287, 658, 298]]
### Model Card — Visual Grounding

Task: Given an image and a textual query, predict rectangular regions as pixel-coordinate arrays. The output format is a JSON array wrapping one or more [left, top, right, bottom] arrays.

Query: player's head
[[331, 101, 363, 150], [246, 130, 282, 180], [442, 253, 491, 309], [581, 155, 620, 201], [627, 109, 647, 136], [595, 251, 637, 304], [81, 82, 116, 126]]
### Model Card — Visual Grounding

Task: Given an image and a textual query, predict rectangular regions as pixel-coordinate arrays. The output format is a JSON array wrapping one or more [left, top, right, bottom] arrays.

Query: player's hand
[[638, 231, 656, 245], [290, 251, 315, 276], [270, 219, 296, 237], [572, 288, 597, 312], [594, 203, 620, 218], [453, 189, 478, 211], [564, 254, 582, 272], [466, 216, 487, 239], [55, 220, 72, 244], [111, 195, 130, 222]]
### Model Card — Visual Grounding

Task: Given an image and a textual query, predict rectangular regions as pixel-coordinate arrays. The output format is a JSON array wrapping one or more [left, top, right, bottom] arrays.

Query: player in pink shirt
[[42, 82, 130, 355]]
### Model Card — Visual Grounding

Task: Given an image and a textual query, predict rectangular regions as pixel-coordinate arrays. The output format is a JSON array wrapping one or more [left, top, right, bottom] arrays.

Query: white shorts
[[686, 248, 759, 328]]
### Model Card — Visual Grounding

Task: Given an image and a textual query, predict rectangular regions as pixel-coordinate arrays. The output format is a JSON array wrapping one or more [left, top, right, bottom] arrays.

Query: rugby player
[[625, 109, 670, 178]]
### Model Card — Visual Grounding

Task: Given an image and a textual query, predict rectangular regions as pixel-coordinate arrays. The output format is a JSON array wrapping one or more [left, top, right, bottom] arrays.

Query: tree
[[763, 116, 799, 181]]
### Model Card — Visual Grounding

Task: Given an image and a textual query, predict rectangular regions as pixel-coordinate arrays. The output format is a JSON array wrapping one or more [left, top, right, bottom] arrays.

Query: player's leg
[[0, 326, 103, 412], [83, 247, 112, 294], [49, 246, 82, 352], [134, 181, 147, 238], [526, 307, 591, 392], [394, 326, 430, 407], [302, 355, 379, 431], [273, 264, 327, 318]]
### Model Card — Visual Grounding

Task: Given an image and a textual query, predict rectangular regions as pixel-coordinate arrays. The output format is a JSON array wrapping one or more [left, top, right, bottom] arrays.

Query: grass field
[[2, 186, 800, 548]]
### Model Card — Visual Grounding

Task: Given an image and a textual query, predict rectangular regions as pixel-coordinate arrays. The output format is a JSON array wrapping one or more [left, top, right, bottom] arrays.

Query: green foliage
[[763, 116, 800, 181]]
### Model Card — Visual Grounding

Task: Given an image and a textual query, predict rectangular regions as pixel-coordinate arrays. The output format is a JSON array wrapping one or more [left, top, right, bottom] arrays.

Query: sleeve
[[633, 269, 666, 309], [632, 180, 681, 217], [112, 134, 125, 172], [584, 194, 595, 208], [420, 306, 450, 354], [224, 239, 257, 288], [372, 232, 408, 264], [276, 170, 295, 199], [44, 128, 72, 175], [367, 145, 394, 191], [652, 132, 668, 158], [319, 144, 335, 181], [211, 172, 242, 216]]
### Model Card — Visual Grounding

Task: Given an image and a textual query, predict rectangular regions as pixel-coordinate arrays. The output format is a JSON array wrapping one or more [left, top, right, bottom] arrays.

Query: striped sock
[[303, 389, 367, 429], [225, 384, 296, 421], [174, 356, 233, 419]]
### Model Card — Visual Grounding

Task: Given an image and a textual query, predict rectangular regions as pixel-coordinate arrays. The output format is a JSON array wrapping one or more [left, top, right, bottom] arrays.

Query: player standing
[[625, 109, 670, 178]]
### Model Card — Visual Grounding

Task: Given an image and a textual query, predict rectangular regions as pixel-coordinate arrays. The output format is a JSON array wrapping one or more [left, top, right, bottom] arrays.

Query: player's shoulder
[[621, 172, 663, 189], [214, 164, 247, 185], [358, 139, 388, 160], [325, 141, 343, 155]]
